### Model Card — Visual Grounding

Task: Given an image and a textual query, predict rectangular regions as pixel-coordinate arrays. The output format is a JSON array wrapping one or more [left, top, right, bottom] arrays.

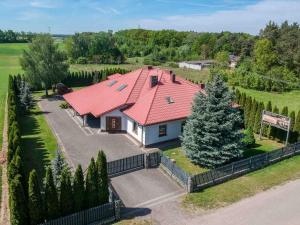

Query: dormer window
[[117, 84, 127, 91], [107, 80, 117, 87], [166, 96, 174, 104]]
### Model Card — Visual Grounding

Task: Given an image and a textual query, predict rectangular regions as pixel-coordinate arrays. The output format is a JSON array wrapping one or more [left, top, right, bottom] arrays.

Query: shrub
[[59, 102, 70, 109], [76, 57, 88, 64], [242, 128, 256, 147]]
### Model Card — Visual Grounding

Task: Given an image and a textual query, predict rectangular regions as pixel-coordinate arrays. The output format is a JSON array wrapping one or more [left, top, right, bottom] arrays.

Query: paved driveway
[[39, 97, 143, 169]]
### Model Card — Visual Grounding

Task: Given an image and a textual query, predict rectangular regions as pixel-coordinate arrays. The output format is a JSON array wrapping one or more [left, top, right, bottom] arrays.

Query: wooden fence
[[190, 142, 300, 192], [39, 201, 121, 225]]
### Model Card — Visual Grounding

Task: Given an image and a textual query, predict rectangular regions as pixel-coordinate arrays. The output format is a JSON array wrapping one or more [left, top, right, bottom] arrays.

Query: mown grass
[[0, 166, 2, 203], [0, 43, 28, 150], [183, 154, 300, 210], [20, 95, 57, 179], [237, 87, 300, 113]]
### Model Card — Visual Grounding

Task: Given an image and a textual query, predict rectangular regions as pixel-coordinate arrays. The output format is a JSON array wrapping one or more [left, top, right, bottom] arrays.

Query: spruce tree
[[96, 151, 109, 204], [52, 149, 66, 187], [85, 158, 99, 207], [9, 175, 28, 225], [248, 100, 258, 129], [294, 110, 300, 141], [44, 167, 59, 220], [60, 167, 73, 216], [73, 165, 85, 211], [181, 75, 243, 168], [28, 170, 43, 225]]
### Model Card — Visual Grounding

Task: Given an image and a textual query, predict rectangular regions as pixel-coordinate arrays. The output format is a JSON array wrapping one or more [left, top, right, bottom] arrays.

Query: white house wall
[[144, 119, 185, 146], [100, 109, 128, 131], [178, 62, 202, 71], [127, 118, 143, 143]]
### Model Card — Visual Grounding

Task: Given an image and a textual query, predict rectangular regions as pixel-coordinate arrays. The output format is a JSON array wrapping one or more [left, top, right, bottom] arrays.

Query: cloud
[[94, 6, 120, 15], [29, 0, 58, 9], [17, 10, 49, 21], [136, 0, 300, 34]]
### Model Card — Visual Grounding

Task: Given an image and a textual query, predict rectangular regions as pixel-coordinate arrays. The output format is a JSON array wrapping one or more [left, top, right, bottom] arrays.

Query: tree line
[[0, 29, 35, 43], [235, 89, 300, 143], [7, 76, 109, 225], [229, 21, 300, 92]]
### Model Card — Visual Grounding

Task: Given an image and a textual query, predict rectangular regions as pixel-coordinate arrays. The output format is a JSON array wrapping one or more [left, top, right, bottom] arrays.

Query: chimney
[[200, 83, 205, 89], [150, 75, 158, 88], [147, 65, 153, 70], [170, 71, 176, 82]]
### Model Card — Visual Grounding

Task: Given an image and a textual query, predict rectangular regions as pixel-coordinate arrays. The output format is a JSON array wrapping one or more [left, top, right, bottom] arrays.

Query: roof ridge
[[144, 69, 164, 125], [125, 68, 144, 103]]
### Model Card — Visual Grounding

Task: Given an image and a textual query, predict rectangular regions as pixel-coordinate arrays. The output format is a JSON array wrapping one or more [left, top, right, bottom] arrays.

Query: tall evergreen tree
[[279, 106, 289, 142], [60, 167, 73, 216], [244, 96, 252, 128], [85, 158, 99, 207], [96, 151, 109, 204], [254, 102, 265, 133], [181, 75, 243, 168], [294, 110, 300, 141], [265, 101, 272, 137], [44, 167, 59, 220], [248, 100, 258, 129], [73, 165, 85, 211], [52, 149, 66, 188], [28, 170, 43, 225], [9, 175, 28, 225], [240, 93, 246, 107], [289, 111, 296, 143], [270, 106, 280, 140]]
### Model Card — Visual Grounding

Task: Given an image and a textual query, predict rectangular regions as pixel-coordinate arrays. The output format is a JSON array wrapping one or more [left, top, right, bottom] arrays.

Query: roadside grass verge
[[0, 166, 2, 203], [161, 137, 282, 175], [183, 154, 300, 210], [20, 95, 57, 179], [237, 87, 300, 112]]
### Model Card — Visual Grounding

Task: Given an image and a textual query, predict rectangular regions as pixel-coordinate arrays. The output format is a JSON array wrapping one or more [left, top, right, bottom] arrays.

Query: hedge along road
[[39, 96, 185, 209]]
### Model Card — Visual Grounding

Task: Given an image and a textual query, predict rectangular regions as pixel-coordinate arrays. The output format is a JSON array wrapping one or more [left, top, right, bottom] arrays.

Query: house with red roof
[[63, 66, 204, 146]]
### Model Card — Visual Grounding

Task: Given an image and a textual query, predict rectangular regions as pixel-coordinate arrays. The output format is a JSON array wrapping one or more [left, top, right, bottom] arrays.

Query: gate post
[[187, 176, 193, 193], [114, 200, 121, 221], [144, 153, 149, 169]]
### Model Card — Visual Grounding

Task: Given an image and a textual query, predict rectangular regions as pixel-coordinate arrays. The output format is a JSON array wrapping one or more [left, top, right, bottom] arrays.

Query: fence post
[[114, 200, 121, 221], [231, 162, 235, 174], [144, 153, 149, 169], [187, 176, 193, 193]]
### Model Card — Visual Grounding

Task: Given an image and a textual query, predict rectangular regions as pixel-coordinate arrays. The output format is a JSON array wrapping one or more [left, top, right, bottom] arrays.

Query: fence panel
[[147, 151, 161, 168], [107, 153, 145, 177], [160, 153, 189, 187], [191, 142, 300, 192], [39, 202, 117, 225]]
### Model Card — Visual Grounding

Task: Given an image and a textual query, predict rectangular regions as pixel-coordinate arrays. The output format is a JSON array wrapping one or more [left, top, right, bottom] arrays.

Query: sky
[[0, 0, 300, 34]]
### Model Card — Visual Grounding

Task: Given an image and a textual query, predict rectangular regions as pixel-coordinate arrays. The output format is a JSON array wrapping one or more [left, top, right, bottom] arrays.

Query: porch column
[[83, 115, 87, 127]]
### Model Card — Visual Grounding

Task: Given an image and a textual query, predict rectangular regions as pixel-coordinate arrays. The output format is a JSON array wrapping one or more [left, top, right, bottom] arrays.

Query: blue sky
[[0, 0, 300, 34]]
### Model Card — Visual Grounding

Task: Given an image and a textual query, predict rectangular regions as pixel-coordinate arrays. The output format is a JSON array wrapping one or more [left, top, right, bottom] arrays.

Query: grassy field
[[20, 95, 57, 179], [183, 154, 300, 210], [0, 43, 28, 149], [237, 87, 300, 113], [161, 137, 282, 175]]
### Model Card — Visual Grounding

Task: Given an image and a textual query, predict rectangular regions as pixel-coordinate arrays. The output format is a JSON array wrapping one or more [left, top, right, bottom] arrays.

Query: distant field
[[0, 43, 28, 149], [237, 87, 300, 113]]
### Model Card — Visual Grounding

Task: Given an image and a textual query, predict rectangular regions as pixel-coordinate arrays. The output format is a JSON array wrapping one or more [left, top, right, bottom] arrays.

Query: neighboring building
[[64, 66, 205, 146], [178, 60, 215, 71], [229, 54, 240, 69]]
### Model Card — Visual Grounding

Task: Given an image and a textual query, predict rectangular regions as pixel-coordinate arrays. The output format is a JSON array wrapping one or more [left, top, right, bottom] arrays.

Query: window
[[133, 121, 138, 134], [166, 96, 174, 104], [159, 124, 167, 137], [117, 84, 128, 91], [107, 80, 118, 87]]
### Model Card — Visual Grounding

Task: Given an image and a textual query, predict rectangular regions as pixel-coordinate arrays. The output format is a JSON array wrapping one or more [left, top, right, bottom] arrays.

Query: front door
[[106, 117, 121, 132]]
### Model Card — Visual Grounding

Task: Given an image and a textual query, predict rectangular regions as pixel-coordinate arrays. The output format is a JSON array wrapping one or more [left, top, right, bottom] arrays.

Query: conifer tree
[[60, 167, 73, 216], [85, 158, 99, 207], [270, 106, 280, 140], [244, 96, 252, 128], [44, 167, 59, 220], [254, 102, 265, 133], [279, 106, 289, 142], [240, 93, 246, 107], [9, 175, 28, 225], [73, 165, 85, 211], [96, 150, 109, 204], [52, 149, 66, 187], [28, 170, 43, 225], [294, 110, 300, 141], [289, 111, 296, 143], [265, 101, 272, 137], [181, 75, 243, 168], [248, 100, 258, 129]]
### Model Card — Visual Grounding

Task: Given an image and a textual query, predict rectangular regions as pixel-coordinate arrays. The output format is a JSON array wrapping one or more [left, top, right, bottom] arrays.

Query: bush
[[59, 102, 70, 109], [76, 57, 88, 64], [167, 62, 179, 68], [242, 128, 256, 147]]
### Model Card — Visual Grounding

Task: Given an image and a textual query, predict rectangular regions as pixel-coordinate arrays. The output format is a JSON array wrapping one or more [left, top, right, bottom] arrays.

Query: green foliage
[[59, 101, 70, 109], [19, 80, 34, 113], [242, 128, 256, 147], [294, 111, 300, 141], [73, 165, 85, 211], [52, 149, 66, 187], [253, 102, 264, 133], [28, 170, 43, 225], [60, 167, 74, 216], [0, 29, 34, 43], [96, 151, 109, 204], [44, 167, 59, 220], [9, 175, 28, 225], [20, 34, 69, 95], [254, 38, 278, 72], [85, 158, 99, 208], [215, 51, 230, 68], [182, 75, 243, 168]]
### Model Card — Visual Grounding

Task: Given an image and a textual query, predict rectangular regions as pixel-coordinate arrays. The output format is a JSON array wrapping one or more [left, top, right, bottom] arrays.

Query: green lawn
[[161, 137, 282, 175], [0, 43, 28, 150], [237, 87, 300, 113], [183, 154, 300, 210], [20, 95, 57, 179]]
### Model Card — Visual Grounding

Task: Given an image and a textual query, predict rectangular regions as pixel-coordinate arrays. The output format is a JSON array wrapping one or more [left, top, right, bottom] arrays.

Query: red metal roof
[[64, 67, 204, 125]]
